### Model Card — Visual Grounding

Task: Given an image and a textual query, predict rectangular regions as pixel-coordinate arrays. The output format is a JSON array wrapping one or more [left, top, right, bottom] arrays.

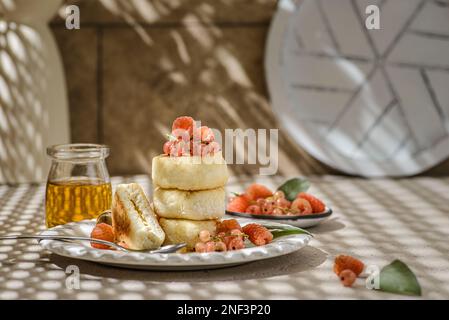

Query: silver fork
[[0, 235, 186, 253]]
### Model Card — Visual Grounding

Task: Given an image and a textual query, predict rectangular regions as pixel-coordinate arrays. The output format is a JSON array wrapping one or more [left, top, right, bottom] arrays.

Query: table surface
[[1, 175, 449, 300]]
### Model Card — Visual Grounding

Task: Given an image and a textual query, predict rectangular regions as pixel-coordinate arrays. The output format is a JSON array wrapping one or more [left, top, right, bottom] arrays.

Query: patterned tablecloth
[[0, 175, 448, 300]]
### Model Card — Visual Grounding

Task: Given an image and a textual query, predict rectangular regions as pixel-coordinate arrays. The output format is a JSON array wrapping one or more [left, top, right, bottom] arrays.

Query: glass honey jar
[[45, 144, 112, 228]]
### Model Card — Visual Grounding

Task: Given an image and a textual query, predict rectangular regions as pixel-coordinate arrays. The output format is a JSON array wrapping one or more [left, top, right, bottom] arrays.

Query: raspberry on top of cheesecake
[[162, 116, 221, 157]]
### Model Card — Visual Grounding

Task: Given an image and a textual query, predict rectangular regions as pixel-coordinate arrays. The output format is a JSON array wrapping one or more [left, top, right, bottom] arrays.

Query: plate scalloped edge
[[39, 219, 312, 269]]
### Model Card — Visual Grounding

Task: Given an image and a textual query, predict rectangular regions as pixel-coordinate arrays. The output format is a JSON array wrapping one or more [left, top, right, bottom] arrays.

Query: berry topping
[[163, 117, 220, 157], [261, 202, 274, 215], [297, 192, 326, 213], [226, 195, 250, 213], [195, 126, 215, 143], [163, 140, 175, 155], [245, 205, 262, 215], [291, 198, 313, 215], [205, 241, 216, 252], [171, 128, 191, 141], [190, 141, 202, 156], [172, 116, 195, 136], [275, 198, 291, 209], [230, 228, 244, 237], [168, 140, 190, 156], [214, 241, 227, 252], [201, 141, 221, 157], [339, 269, 357, 287], [90, 223, 115, 249], [227, 237, 245, 250], [217, 219, 243, 233], [242, 223, 273, 246], [334, 255, 365, 276], [228, 182, 329, 216], [195, 242, 207, 253], [245, 183, 273, 201]]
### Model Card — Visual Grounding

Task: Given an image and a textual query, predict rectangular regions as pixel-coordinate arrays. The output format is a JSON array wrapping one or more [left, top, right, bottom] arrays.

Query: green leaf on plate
[[263, 224, 313, 238], [378, 260, 422, 296], [277, 178, 311, 201]]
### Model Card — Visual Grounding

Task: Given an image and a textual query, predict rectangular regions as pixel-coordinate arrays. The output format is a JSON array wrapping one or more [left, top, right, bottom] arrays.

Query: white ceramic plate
[[39, 220, 311, 271], [226, 207, 332, 228], [265, 0, 449, 177]]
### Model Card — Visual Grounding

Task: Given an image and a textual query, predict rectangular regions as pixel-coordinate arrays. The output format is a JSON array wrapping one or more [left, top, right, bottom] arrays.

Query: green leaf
[[263, 224, 313, 238], [379, 260, 422, 296], [277, 178, 311, 201]]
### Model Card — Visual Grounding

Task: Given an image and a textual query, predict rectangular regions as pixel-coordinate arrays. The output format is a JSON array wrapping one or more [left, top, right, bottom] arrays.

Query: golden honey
[[45, 178, 112, 228]]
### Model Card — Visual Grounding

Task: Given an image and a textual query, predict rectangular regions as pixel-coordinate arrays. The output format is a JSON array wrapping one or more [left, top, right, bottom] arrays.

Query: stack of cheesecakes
[[151, 117, 229, 250]]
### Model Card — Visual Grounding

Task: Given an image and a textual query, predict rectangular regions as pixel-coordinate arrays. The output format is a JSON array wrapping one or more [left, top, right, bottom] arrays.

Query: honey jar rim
[[47, 143, 110, 160]]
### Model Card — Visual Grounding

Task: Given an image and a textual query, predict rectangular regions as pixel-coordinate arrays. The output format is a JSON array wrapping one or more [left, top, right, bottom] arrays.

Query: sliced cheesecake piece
[[152, 153, 228, 191], [112, 183, 165, 250]]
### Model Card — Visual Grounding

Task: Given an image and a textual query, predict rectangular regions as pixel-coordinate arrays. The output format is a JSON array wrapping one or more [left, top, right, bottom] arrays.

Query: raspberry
[[334, 255, 365, 276], [217, 232, 226, 238], [222, 235, 233, 247], [339, 269, 357, 287], [272, 208, 284, 215], [90, 223, 115, 249], [195, 242, 207, 253], [172, 116, 195, 136], [245, 205, 261, 215], [227, 237, 245, 250], [190, 141, 202, 156], [169, 140, 190, 157], [242, 223, 273, 246], [217, 219, 243, 233], [205, 241, 216, 252], [259, 198, 275, 215], [192, 126, 215, 143], [291, 198, 313, 215], [163, 140, 174, 155], [297, 192, 326, 213], [201, 141, 220, 157], [195, 126, 215, 143], [215, 241, 227, 252], [261, 202, 273, 215], [245, 184, 273, 201], [172, 128, 191, 142], [226, 195, 250, 213]]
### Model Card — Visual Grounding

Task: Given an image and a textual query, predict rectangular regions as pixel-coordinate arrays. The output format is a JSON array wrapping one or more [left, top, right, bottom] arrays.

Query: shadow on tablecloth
[[307, 218, 345, 234], [47, 245, 327, 282]]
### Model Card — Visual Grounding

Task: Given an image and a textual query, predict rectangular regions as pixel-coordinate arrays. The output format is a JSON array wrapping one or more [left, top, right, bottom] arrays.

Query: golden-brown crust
[[112, 192, 130, 242], [111, 183, 165, 250]]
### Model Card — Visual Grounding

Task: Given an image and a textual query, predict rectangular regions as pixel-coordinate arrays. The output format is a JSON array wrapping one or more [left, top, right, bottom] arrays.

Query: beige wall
[[50, 0, 449, 177]]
